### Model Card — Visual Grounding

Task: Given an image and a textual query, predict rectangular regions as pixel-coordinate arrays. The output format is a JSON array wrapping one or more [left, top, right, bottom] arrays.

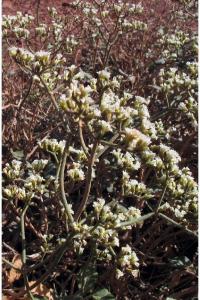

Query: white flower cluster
[[122, 19, 147, 31], [90, 119, 113, 137], [39, 139, 66, 156], [25, 174, 45, 193], [77, 0, 144, 17], [3, 12, 34, 37], [157, 61, 197, 129], [122, 171, 153, 199], [72, 0, 146, 44], [143, 144, 182, 177], [178, 96, 197, 129], [159, 67, 197, 93], [156, 31, 197, 133], [159, 144, 181, 165], [123, 128, 151, 150], [3, 157, 58, 202], [159, 30, 190, 60], [141, 149, 164, 169], [116, 245, 139, 278], [3, 185, 33, 201], [112, 149, 141, 171], [58, 68, 142, 137], [133, 96, 157, 139], [3, 160, 23, 179], [92, 198, 141, 229], [67, 163, 85, 182], [65, 35, 78, 53], [8, 47, 51, 68], [68, 198, 142, 258], [30, 159, 49, 173], [100, 89, 136, 126], [71, 198, 140, 256], [59, 76, 97, 118], [35, 23, 47, 37], [13, 27, 30, 38], [69, 146, 87, 162]]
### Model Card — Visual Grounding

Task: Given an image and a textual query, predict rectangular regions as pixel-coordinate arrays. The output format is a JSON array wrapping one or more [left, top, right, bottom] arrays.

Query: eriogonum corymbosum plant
[[2, 1, 197, 299]]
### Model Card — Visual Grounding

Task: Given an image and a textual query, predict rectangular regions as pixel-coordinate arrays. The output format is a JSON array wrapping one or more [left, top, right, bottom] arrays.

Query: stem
[[109, 246, 116, 256], [155, 184, 167, 213], [116, 212, 155, 228], [20, 202, 34, 300], [103, 12, 121, 67], [158, 213, 197, 239], [39, 75, 59, 112], [18, 77, 33, 110], [79, 119, 89, 158], [59, 139, 74, 226], [21, 203, 29, 266], [97, 133, 119, 158], [75, 141, 98, 221], [36, 0, 40, 26]]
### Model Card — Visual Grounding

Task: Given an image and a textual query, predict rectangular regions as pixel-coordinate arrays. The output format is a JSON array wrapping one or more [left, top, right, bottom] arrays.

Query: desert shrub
[[2, 1, 197, 299]]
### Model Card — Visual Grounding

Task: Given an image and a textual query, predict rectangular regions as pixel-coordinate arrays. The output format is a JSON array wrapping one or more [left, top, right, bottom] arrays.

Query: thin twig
[[158, 213, 197, 239], [38, 75, 59, 112], [155, 184, 167, 213], [97, 133, 119, 158], [36, 0, 41, 26], [75, 140, 99, 221], [17, 77, 33, 111]]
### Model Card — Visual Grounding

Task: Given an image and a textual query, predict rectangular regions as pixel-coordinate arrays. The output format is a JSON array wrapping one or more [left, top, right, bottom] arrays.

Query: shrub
[[2, 1, 197, 299]]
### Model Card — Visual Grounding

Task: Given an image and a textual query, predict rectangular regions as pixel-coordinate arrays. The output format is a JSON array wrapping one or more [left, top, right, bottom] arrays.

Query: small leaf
[[155, 58, 165, 65], [11, 149, 24, 160], [92, 288, 115, 300], [168, 256, 191, 269]]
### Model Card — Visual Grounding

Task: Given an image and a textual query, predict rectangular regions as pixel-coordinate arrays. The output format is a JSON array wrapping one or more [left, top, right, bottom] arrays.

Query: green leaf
[[168, 256, 191, 269], [78, 265, 98, 294], [92, 288, 115, 300], [11, 149, 24, 160], [42, 161, 57, 178], [63, 295, 83, 300]]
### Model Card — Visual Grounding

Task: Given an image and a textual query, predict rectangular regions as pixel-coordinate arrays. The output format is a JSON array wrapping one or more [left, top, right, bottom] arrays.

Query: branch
[[20, 202, 34, 300], [79, 119, 89, 158], [158, 213, 197, 239], [116, 212, 155, 228], [97, 133, 119, 158], [75, 140, 98, 221], [38, 75, 59, 112], [59, 139, 74, 226]]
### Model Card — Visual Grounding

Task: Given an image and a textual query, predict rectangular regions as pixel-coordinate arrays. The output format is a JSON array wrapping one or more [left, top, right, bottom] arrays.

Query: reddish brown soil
[[3, 0, 73, 17]]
